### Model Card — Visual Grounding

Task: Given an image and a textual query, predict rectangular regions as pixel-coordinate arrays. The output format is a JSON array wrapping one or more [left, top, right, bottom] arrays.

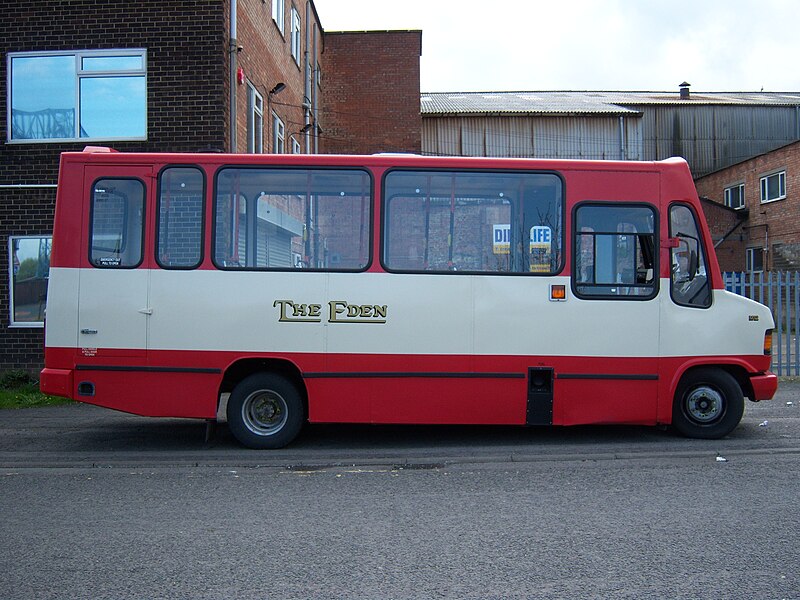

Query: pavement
[[1, 379, 799, 470], [2, 381, 799, 600]]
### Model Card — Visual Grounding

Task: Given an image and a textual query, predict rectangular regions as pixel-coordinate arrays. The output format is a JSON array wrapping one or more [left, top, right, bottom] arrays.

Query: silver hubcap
[[685, 385, 724, 423], [241, 390, 288, 436]]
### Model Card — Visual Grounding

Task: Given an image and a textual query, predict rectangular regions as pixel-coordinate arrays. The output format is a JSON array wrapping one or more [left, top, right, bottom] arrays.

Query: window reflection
[[9, 236, 51, 325], [10, 55, 76, 140], [80, 76, 146, 138], [9, 50, 146, 141], [81, 56, 144, 71]]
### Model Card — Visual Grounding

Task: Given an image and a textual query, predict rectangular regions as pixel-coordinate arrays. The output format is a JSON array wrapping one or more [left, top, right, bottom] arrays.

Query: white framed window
[[291, 136, 301, 154], [760, 170, 786, 203], [724, 183, 745, 210], [272, 0, 285, 35], [7, 49, 147, 143], [272, 112, 285, 153], [746, 247, 764, 272], [247, 83, 263, 154], [291, 6, 301, 64], [9, 235, 52, 327]]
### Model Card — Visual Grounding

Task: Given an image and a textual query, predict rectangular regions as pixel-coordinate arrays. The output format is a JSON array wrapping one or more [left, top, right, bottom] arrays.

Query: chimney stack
[[679, 81, 691, 100]]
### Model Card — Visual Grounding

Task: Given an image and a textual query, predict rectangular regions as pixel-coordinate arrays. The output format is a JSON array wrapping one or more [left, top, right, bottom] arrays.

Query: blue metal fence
[[723, 271, 800, 376]]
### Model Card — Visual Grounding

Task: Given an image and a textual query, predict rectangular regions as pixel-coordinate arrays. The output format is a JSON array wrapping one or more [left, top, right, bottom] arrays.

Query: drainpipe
[[229, 0, 238, 153], [618, 116, 626, 160], [796, 105, 799, 140], [304, 2, 312, 153], [313, 28, 319, 154], [746, 223, 770, 270]]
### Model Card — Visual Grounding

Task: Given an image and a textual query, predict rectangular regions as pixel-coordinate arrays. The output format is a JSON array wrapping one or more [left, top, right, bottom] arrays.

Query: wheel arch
[[218, 357, 308, 411], [668, 360, 753, 403]]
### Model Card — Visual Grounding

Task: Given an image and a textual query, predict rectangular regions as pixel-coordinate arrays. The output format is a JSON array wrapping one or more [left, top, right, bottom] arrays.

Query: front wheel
[[227, 373, 305, 449], [672, 368, 744, 439]]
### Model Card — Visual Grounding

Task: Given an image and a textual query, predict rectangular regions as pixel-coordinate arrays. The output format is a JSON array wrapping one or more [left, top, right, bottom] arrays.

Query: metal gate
[[724, 271, 800, 375]]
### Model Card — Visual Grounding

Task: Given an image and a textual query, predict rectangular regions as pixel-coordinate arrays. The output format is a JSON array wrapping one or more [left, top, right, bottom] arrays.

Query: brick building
[[695, 140, 800, 273], [1, 1, 423, 372], [696, 198, 747, 274], [322, 31, 422, 155]]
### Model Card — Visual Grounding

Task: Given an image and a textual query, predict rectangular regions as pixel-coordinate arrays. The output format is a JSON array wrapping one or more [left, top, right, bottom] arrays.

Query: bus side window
[[213, 168, 371, 271], [669, 204, 711, 308], [383, 170, 563, 274], [90, 179, 145, 268], [157, 167, 204, 269], [573, 203, 657, 299]]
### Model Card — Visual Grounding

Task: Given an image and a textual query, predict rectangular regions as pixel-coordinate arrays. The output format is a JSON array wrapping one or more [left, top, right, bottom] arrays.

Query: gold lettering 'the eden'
[[273, 300, 322, 322], [328, 301, 387, 323]]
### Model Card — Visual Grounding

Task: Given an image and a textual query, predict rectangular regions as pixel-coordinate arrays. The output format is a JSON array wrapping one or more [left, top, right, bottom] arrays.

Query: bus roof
[[65, 146, 690, 174]]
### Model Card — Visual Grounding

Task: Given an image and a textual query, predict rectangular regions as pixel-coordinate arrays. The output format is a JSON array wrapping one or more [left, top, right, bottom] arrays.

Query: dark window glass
[[670, 204, 711, 308], [157, 168, 204, 268], [574, 204, 657, 298], [214, 168, 371, 270], [746, 247, 764, 272], [384, 170, 563, 274], [724, 184, 745, 210], [760, 171, 786, 203], [90, 178, 144, 268]]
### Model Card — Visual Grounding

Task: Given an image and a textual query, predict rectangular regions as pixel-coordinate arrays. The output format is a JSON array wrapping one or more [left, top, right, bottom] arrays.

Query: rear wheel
[[672, 368, 744, 439], [227, 373, 305, 449]]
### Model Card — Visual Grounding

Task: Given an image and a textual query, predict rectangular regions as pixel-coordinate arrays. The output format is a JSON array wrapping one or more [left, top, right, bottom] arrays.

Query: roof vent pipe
[[679, 81, 691, 100]]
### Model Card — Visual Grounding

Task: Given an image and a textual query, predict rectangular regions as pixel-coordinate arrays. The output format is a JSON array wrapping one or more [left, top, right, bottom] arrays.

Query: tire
[[226, 373, 305, 449], [672, 368, 744, 439]]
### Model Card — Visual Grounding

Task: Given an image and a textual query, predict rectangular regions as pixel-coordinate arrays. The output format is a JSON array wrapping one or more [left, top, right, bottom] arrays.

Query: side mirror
[[673, 233, 701, 282], [688, 249, 698, 281]]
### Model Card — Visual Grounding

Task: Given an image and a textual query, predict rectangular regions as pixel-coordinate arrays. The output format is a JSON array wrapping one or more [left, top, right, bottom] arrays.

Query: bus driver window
[[670, 204, 711, 308]]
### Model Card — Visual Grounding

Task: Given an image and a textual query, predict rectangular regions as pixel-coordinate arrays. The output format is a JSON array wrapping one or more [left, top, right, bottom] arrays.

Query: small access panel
[[526, 367, 554, 426]]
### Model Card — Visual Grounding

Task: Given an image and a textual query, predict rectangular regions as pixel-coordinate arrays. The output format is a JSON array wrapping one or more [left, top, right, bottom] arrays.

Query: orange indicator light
[[550, 285, 566, 301]]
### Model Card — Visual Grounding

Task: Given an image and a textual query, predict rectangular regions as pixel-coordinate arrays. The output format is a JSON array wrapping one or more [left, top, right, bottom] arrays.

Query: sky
[[312, 0, 800, 93]]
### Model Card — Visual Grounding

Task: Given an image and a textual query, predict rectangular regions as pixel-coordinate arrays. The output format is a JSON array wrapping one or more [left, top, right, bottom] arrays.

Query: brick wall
[[695, 140, 800, 272], [1, 0, 229, 372], [321, 31, 422, 155], [0, 188, 54, 371], [1, 4, 420, 373], [235, 0, 322, 154], [698, 198, 747, 274]]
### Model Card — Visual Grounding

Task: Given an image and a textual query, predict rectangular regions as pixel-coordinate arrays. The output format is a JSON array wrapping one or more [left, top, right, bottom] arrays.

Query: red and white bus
[[40, 148, 777, 447]]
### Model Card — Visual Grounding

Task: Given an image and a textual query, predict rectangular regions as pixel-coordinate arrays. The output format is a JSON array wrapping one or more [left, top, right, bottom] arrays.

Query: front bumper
[[749, 371, 778, 401]]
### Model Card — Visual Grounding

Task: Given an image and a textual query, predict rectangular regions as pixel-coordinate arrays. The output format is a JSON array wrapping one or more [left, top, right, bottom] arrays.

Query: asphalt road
[[1, 383, 799, 599]]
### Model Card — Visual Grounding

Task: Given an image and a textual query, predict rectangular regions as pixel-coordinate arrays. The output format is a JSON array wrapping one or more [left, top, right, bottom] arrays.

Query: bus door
[[563, 202, 661, 425], [78, 165, 152, 359]]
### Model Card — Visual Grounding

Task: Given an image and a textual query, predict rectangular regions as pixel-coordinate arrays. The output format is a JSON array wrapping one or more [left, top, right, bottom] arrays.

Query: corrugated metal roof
[[420, 91, 800, 116]]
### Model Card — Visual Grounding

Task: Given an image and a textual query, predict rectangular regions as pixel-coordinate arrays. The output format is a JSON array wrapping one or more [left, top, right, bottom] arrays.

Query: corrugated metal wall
[[423, 105, 800, 176], [422, 116, 643, 161], [637, 105, 800, 177]]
